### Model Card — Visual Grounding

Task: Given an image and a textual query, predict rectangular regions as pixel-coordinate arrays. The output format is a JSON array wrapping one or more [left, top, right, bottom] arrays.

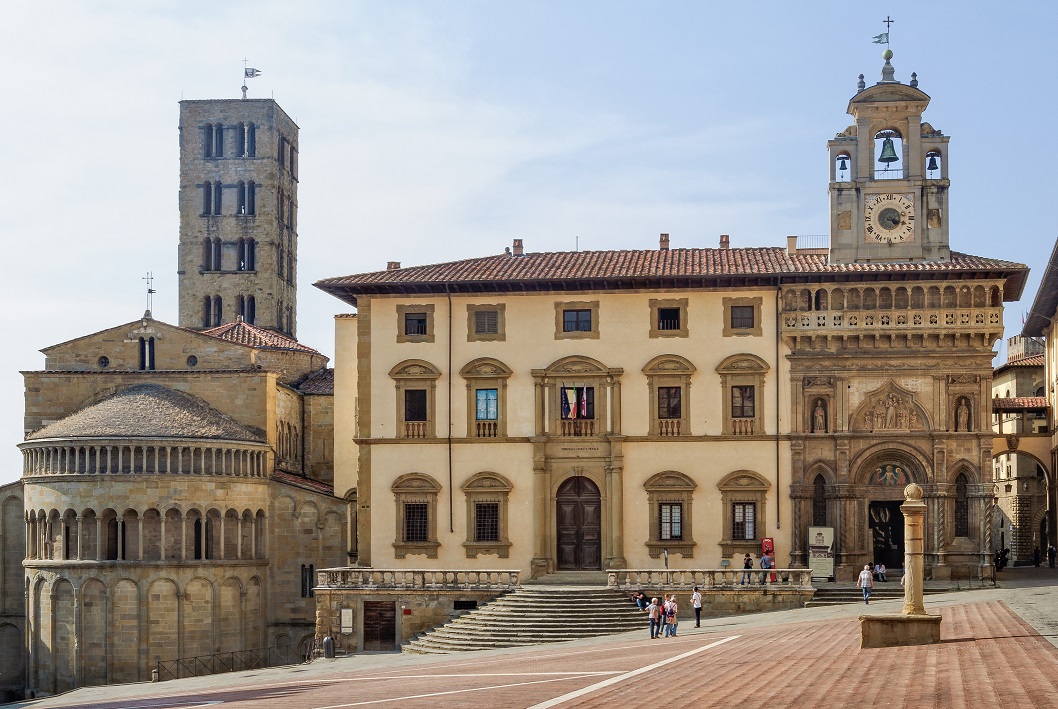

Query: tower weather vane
[[241, 58, 262, 99], [143, 272, 156, 315], [873, 16, 893, 46]]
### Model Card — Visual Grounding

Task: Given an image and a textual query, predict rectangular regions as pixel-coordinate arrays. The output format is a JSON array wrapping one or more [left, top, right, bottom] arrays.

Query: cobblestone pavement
[[17, 567, 1058, 709]]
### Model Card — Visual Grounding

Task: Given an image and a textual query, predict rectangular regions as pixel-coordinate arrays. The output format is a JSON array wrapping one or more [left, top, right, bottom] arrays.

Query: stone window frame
[[392, 473, 441, 559], [642, 354, 696, 437], [722, 296, 763, 337], [649, 298, 689, 338], [644, 471, 697, 558], [460, 357, 513, 438], [461, 471, 513, 558], [554, 300, 600, 340], [466, 304, 507, 342], [716, 354, 769, 435], [388, 360, 441, 438], [396, 303, 435, 343], [718, 470, 770, 557], [532, 355, 623, 437]]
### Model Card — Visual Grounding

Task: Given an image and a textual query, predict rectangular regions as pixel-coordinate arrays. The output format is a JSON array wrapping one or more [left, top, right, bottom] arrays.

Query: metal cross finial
[[143, 272, 156, 313], [883, 16, 894, 32]]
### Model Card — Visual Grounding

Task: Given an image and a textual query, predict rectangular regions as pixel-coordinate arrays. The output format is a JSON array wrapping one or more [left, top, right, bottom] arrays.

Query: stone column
[[530, 440, 550, 578], [901, 483, 927, 616]]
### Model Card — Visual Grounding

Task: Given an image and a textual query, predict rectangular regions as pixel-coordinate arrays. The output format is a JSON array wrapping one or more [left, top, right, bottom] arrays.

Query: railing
[[560, 419, 596, 437], [731, 418, 755, 435], [608, 568, 814, 590], [156, 644, 306, 681], [782, 307, 1002, 333], [317, 568, 521, 590], [475, 421, 498, 438], [404, 421, 428, 438], [658, 419, 681, 436]]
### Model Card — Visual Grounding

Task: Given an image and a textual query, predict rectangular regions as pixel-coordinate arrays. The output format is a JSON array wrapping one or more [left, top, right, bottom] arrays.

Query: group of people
[[632, 586, 704, 638], [994, 545, 1058, 569], [739, 551, 776, 584]]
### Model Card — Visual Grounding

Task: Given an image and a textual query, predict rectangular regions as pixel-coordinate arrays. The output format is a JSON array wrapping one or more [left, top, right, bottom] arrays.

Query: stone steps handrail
[[316, 568, 520, 590], [608, 569, 814, 590]]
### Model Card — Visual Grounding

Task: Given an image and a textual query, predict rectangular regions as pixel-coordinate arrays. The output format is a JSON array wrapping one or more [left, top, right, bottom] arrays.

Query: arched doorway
[[866, 463, 912, 570], [556, 476, 601, 570]]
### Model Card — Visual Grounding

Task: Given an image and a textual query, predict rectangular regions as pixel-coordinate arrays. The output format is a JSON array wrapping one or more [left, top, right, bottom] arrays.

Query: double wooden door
[[556, 476, 602, 570]]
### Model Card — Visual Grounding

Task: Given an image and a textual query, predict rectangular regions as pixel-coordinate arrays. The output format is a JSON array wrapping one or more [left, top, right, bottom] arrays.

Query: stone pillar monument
[[858, 483, 942, 648]]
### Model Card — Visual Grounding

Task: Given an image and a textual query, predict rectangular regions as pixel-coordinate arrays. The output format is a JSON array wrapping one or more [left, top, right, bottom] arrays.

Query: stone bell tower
[[828, 50, 951, 265], [177, 97, 299, 337]]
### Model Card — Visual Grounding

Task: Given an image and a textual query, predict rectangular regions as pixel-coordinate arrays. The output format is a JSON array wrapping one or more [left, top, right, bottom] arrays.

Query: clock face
[[864, 193, 915, 244]]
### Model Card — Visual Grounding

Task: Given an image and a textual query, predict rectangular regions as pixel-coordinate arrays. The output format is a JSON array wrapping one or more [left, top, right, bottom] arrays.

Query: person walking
[[858, 564, 875, 604], [691, 586, 702, 627], [665, 595, 679, 636], [740, 553, 754, 584], [647, 597, 661, 639], [1049, 545, 1056, 569]]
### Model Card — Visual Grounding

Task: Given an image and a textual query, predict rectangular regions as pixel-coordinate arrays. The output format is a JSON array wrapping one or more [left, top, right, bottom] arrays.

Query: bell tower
[[828, 50, 950, 265]]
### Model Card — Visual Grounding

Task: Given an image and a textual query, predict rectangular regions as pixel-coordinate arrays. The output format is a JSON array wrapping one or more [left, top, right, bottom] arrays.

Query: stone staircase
[[804, 582, 948, 607], [402, 585, 647, 654]]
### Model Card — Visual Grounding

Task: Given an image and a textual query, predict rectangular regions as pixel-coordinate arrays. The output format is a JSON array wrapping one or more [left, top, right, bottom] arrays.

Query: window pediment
[[389, 359, 441, 380], [642, 355, 696, 376], [460, 358, 513, 379], [392, 473, 442, 493], [718, 470, 770, 491], [461, 471, 513, 492], [644, 471, 697, 492], [545, 355, 612, 376], [716, 354, 769, 374]]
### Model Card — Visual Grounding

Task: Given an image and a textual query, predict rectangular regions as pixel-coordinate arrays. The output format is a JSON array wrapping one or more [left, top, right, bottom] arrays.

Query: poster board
[[340, 608, 354, 635], [807, 526, 835, 580]]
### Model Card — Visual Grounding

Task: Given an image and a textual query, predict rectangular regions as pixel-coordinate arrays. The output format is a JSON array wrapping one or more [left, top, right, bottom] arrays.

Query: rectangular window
[[657, 307, 681, 331], [474, 502, 500, 542], [404, 389, 428, 422], [474, 309, 499, 335], [732, 385, 755, 418], [730, 305, 755, 329], [563, 309, 592, 332], [733, 502, 756, 540], [660, 502, 683, 540], [560, 386, 595, 419], [657, 386, 682, 419], [475, 389, 498, 421], [404, 313, 428, 336], [403, 503, 429, 543]]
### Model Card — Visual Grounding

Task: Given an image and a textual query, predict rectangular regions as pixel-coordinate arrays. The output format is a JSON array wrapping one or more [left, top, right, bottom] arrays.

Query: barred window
[[954, 473, 969, 537], [403, 503, 429, 543], [658, 386, 682, 419], [659, 502, 683, 540], [563, 309, 592, 332], [404, 312, 428, 336], [733, 502, 756, 540], [657, 307, 681, 331], [474, 502, 500, 542], [730, 305, 755, 329], [813, 474, 827, 527]]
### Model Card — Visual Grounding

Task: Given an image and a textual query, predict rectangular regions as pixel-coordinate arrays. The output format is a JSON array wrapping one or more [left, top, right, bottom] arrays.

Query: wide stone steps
[[403, 587, 647, 654], [804, 583, 938, 607]]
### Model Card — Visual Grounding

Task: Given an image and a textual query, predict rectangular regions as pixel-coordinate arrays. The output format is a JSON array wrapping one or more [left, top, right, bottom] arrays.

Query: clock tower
[[828, 51, 950, 264]]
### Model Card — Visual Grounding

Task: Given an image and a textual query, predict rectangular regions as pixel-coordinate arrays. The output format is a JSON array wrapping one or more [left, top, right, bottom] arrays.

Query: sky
[[0, 1, 1054, 484]]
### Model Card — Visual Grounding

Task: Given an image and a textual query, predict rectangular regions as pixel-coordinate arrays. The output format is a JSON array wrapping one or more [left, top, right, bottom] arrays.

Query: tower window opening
[[203, 124, 214, 158], [235, 122, 245, 156], [246, 295, 255, 324], [247, 123, 256, 157], [237, 181, 246, 215], [138, 336, 155, 371], [213, 181, 223, 215], [926, 150, 942, 179], [213, 122, 224, 157], [246, 181, 256, 215], [202, 182, 213, 215], [873, 130, 903, 180], [834, 152, 851, 182], [213, 295, 223, 326]]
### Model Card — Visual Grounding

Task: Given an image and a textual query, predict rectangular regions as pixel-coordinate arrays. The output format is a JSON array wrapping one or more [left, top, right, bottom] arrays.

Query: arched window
[[213, 122, 224, 157], [834, 152, 851, 181], [247, 123, 256, 157], [246, 296, 255, 324], [245, 238, 256, 270], [813, 474, 827, 526], [237, 181, 247, 215], [235, 122, 245, 156], [212, 237, 222, 270], [213, 295, 223, 326], [925, 150, 942, 179], [202, 182, 213, 215], [203, 296, 212, 327], [202, 238, 213, 270], [954, 474, 969, 538], [138, 337, 155, 371], [213, 181, 222, 215], [203, 123, 214, 157], [874, 129, 903, 179], [247, 181, 256, 215], [236, 295, 245, 320]]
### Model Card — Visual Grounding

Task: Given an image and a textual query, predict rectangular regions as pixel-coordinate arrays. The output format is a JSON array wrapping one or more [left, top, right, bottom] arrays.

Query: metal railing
[[155, 643, 308, 681]]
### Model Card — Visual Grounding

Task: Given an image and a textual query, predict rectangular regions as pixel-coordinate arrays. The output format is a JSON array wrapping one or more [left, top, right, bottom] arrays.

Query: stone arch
[[81, 578, 107, 686], [642, 353, 696, 376], [388, 359, 442, 379], [459, 357, 513, 378], [715, 353, 769, 374], [945, 459, 981, 484], [850, 443, 931, 488], [219, 577, 244, 654], [146, 579, 179, 667], [543, 354, 611, 376], [804, 460, 836, 486], [851, 380, 932, 432], [109, 578, 140, 683], [183, 577, 216, 658], [52, 578, 76, 693]]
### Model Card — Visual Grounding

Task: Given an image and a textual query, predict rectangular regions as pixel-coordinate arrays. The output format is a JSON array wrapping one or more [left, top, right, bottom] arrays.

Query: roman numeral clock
[[864, 193, 915, 244]]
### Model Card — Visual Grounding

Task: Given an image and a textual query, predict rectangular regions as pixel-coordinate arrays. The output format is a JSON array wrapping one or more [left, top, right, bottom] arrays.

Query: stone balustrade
[[316, 568, 520, 590], [781, 306, 1002, 333], [608, 568, 814, 590]]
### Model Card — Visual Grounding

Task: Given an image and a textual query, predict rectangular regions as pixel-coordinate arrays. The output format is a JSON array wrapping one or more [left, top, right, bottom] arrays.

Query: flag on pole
[[580, 387, 588, 418], [872, 33, 888, 44], [245, 67, 262, 78]]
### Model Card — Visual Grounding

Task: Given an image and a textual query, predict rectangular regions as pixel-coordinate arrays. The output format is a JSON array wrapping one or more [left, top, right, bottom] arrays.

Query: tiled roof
[[28, 383, 266, 442], [316, 248, 1027, 305], [202, 321, 322, 355], [992, 397, 1048, 411], [1005, 354, 1045, 368], [272, 470, 334, 495], [297, 368, 334, 395]]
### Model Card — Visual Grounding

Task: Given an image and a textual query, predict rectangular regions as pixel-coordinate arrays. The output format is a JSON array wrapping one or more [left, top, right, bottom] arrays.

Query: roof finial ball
[[883, 48, 893, 61], [880, 48, 897, 83]]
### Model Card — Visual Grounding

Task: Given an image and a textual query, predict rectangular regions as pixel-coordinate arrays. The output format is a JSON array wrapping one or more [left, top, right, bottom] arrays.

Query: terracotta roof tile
[[1005, 354, 1045, 367], [202, 321, 321, 355], [297, 368, 334, 395], [992, 397, 1048, 410], [316, 248, 1026, 305], [272, 470, 334, 495]]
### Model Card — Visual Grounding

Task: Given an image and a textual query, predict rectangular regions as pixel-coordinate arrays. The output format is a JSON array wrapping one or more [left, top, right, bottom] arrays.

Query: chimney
[[387, 261, 401, 270], [787, 235, 798, 255], [659, 233, 670, 251], [513, 238, 524, 256], [719, 234, 730, 250]]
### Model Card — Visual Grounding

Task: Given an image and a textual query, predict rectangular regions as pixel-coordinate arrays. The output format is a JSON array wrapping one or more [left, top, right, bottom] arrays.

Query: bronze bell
[[878, 137, 899, 163], [926, 154, 939, 172], [838, 156, 848, 171]]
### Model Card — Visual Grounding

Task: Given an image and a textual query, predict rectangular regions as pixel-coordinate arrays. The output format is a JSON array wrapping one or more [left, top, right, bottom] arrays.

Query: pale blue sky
[[0, 1, 1052, 483]]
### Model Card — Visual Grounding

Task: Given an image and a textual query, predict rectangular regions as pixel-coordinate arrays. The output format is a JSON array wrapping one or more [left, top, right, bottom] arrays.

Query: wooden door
[[556, 476, 602, 570], [362, 601, 396, 651]]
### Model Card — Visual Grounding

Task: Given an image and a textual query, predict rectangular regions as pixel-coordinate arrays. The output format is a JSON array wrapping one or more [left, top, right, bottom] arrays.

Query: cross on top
[[143, 272, 156, 313], [883, 16, 894, 31]]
